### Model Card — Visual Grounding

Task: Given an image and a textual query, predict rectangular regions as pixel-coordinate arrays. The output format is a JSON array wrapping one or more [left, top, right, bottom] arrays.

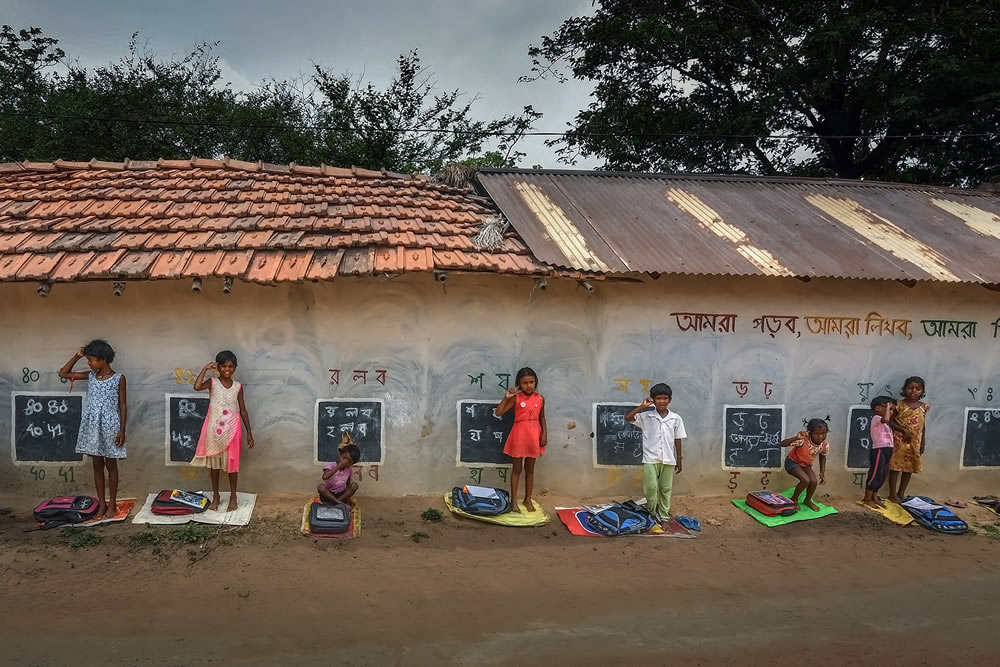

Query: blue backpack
[[901, 496, 969, 534], [586, 500, 658, 536], [451, 487, 512, 515]]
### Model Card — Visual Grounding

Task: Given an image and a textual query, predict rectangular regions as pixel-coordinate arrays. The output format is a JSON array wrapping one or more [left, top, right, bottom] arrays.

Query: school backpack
[[450, 486, 512, 516], [33, 496, 100, 529], [901, 496, 969, 534], [308, 502, 352, 535], [585, 500, 658, 537], [151, 490, 209, 516], [746, 490, 798, 517]]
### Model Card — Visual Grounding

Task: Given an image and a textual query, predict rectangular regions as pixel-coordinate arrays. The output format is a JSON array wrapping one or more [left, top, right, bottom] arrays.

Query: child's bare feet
[[863, 499, 881, 509], [523, 499, 535, 512], [105, 501, 117, 518], [805, 500, 820, 511], [97, 500, 108, 519], [511, 502, 522, 513], [209, 496, 221, 511], [888, 494, 902, 504], [227, 496, 239, 512]]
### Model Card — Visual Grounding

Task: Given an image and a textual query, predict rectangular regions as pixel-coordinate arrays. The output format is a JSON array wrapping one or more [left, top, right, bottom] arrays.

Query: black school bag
[[586, 500, 658, 536], [451, 487, 512, 515]]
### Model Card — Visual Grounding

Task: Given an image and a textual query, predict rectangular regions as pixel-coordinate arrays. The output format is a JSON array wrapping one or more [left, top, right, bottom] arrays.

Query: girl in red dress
[[496, 367, 547, 512]]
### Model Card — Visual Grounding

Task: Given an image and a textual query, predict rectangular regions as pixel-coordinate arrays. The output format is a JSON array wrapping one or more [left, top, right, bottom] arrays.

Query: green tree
[[0, 26, 64, 159], [527, 1, 1000, 185], [0, 27, 540, 173]]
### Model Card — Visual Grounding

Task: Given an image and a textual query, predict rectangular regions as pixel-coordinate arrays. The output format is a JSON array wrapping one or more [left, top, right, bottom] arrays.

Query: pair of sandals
[[674, 515, 701, 531]]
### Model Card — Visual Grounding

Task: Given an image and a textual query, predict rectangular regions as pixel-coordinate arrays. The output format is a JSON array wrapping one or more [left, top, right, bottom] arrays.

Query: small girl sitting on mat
[[319, 443, 361, 505], [780, 418, 830, 511]]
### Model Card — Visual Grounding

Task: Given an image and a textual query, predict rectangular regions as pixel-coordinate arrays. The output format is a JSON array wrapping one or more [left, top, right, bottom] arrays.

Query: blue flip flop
[[677, 515, 701, 531]]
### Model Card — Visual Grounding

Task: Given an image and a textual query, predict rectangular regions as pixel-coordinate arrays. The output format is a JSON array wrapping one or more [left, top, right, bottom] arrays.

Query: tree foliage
[[0, 26, 539, 172], [527, 1, 1000, 185]]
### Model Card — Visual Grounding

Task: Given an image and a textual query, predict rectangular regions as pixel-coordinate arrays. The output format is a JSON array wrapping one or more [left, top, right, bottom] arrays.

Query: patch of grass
[[981, 522, 1000, 540], [410, 531, 430, 543], [170, 524, 217, 545], [0, 507, 13, 516], [421, 508, 443, 522], [127, 529, 162, 551], [61, 528, 103, 549]]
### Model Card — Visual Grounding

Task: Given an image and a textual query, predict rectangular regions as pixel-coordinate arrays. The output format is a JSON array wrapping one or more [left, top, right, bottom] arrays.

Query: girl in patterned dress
[[192, 350, 255, 511], [495, 367, 547, 513], [889, 376, 930, 503], [58, 340, 127, 519]]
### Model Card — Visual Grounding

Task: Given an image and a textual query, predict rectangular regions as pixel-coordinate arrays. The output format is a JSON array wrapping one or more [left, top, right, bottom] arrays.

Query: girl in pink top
[[496, 367, 547, 513], [319, 443, 361, 505], [192, 350, 255, 511]]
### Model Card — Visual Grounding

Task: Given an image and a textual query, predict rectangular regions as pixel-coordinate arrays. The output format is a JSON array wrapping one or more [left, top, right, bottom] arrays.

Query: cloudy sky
[[3, 0, 599, 167]]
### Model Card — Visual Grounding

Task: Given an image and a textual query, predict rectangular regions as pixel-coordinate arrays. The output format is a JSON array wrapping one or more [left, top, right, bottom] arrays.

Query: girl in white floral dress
[[59, 340, 127, 519]]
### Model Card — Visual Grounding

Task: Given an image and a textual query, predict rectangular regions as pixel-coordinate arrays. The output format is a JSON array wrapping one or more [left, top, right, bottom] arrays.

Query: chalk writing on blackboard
[[164, 393, 211, 465], [961, 407, 1000, 468], [11, 392, 86, 464], [314, 399, 385, 464], [592, 403, 644, 468], [844, 405, 874, 470], [722, 404, 783, 470], [456, 400, 513, 467]]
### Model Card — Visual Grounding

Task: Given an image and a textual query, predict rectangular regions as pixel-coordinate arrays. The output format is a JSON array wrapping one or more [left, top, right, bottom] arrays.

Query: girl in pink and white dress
[[192, 350, 255, 511]]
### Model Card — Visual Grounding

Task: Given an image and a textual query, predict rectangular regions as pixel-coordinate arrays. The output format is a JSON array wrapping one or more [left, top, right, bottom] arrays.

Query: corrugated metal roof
[[477, 170, 1000, 283]]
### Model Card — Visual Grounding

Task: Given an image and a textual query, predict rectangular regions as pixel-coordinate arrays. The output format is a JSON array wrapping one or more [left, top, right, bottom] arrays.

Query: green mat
[[731, 488, 838, 526]]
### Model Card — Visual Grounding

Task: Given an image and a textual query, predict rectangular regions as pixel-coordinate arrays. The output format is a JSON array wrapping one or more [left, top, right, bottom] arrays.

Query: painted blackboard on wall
[[314, 399, 384, 464], [845, 405, 874, 470], [722, 405, 783, 470], [961, 408, 1000, 468], [456, 400, 513, 466], [592, 403, 643, 468], [11, 392, 85, 464], [165, 393, 211, 465]]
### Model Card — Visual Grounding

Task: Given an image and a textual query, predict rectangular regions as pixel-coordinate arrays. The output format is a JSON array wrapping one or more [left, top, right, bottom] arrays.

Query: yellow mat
[[856, 500, 913, 525], [444, 493, 550, 527]]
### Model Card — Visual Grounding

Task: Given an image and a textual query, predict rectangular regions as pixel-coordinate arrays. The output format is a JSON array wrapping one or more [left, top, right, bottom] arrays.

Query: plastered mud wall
[[1, 273, 997, 498]]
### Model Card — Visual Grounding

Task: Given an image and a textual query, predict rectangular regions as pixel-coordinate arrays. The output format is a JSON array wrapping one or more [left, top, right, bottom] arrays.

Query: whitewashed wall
[[1, 273, 997, 498]]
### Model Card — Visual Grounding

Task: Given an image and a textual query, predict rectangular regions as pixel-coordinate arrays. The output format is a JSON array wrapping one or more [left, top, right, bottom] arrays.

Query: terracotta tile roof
[[0, 158, 566, 283]]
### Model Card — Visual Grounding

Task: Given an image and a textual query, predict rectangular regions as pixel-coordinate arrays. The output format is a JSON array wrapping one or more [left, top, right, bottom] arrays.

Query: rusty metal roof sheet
[[477, 170, 1000, 283]]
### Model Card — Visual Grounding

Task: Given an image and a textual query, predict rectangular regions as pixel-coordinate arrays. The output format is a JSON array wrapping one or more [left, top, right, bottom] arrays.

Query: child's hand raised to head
[[505, 386, 517, 399], [204, 361, 217, 371], [76, 346, 86, 358], [641, 397, 654, 409]]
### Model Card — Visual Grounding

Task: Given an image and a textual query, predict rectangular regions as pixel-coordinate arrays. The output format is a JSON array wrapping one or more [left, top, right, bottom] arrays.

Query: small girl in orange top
[[780, 418, 830, 511], [496, 367, 547, 513]]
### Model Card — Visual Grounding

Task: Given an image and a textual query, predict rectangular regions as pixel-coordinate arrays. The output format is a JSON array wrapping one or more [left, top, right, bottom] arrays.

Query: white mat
[[131, 492, 256, 526]]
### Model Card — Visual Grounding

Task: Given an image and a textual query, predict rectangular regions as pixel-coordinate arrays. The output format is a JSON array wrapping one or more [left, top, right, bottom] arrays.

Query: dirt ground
[[1, 491, 999, 667]]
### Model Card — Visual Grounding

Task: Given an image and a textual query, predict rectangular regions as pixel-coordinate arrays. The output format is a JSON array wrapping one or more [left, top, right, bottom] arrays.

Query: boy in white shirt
[[625, 383, 686, 521]]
